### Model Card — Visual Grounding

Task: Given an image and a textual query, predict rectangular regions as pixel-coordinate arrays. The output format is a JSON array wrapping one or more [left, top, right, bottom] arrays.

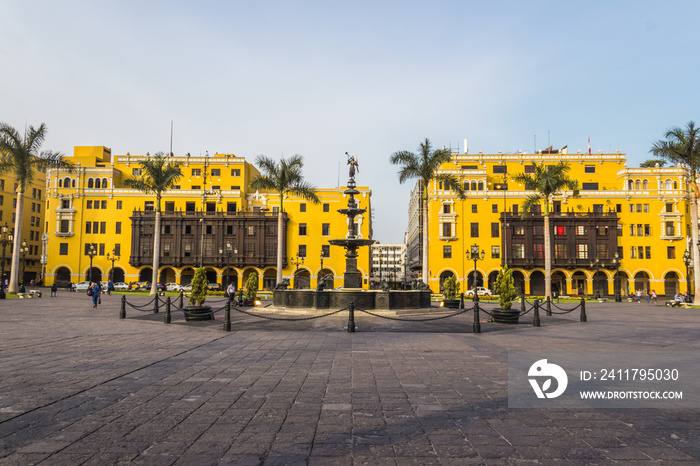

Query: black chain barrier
[[123, 296, 158, 312], [354, 306, 472, 322], [230, 306, 349, 321]]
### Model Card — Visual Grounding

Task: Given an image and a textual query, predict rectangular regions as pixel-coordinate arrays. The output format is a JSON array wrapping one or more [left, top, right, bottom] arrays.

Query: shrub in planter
[[493, 266, 519, 323], [185, 267, 212, 321], [245, 272, 258, 299], [442, 274, 460, 308]]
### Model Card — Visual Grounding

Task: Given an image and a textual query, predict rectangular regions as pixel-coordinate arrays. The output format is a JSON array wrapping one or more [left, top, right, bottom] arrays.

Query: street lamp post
[[0, 222, 13, 299], [19, 240, 28, 293], [291, 253, 304, 289], [219, 241, 233, 289], [468, 244, 485, 302], [378, 247, 383, 288], [683, 249, 692, 302], [106, 248, 120, 282], [612, 251, 621, 302], [589, 257, 601, 299], [87, 244, 97, 283]]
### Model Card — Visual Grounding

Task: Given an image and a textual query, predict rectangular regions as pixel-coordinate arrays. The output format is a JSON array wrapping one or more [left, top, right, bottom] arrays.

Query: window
[[584, 165, 595, 174], [514, 225, 525, 235], [491, 245, 500, 259], [59, 243, 68, 255], [593, 204, 603, 213], [636, 224, 643, 236], [666, 203, 673, 213], [230, 185, 240, 190], [442, 223, 452, 237], [645, 246, 651, 259], [643, 204, 649, 213], [629, 225, 635, 236], [99, 243, 105, 255], [132, 168, 141, 176], [471, 204, 477, 213], [299, 223, 307, 236], [86, 222, 92, 234], [84, 243, 97, 255], [629, 204, 634, 213], [191, 168, 201, 177], [443, 204, 451, 214], [666, 221, 675, 236], [61, 199, 70, 209], [322, 223, 330, 236], [86, 200, 92, 209], [555, 244, 567, 259], [597, 244, 609, 259], [554, 226, 566, 236], [100, 222, 106, 234], [491, 223, 499, 238], [60, 220, 70, 233], [163, 225, 171, 234], [211, 169, 220, 177], [524, 165, 535, 174], [191, 185, 201, 190], [636, 204, 642, 213], [185, 225, 192, 234], [116, 222, 121, 234], [321, 245, 330, 258], [116, 200, 122, 209], [617, 224, 623, 237], [533, 225, 544, 235], [206, 225, 213, 234], [581, 183, 599, 190], [513, 244, 525, 259], [668, 246, 676, 259], [298, 244, 306, 258], [597, 226, 609, 236], [206, 202, 216, 212], [512, 205, 518, 215], [533, 243, 545, 259], [638, 246, 644, 259], [323, 203, 330, 212], [247, 226, 255, 236], [186, 202, 195, 212], [616, 204, 622, 213], [443, 245, 452, 258], [493, 165, 507, 174], [227, 202, 237, 212], [492, 204, 498, 213], [145, 201, 154, 211], [470, 223, 479, 237], [227, 225, 234, 235], [231, 169, 241, 176], [300, 204, 306, 212], [576, 226, 586, 236], [577, 244, 588, 259]]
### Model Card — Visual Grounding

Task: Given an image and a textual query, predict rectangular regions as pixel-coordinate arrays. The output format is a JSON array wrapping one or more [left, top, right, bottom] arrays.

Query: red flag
[[588, 137, 591, 155]]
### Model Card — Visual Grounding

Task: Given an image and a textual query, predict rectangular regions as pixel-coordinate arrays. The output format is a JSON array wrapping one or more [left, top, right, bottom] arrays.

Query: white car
[[76, 281, 91, 291], [465, 287, 492, 297], [164, 283, 181, 291], [113, 282, 129, 291], [180, 284, 192, 292]]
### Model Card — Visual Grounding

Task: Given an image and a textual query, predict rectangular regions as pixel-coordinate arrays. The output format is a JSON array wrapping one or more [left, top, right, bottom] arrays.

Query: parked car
[[465, 287, 492, 297], [180, 284, 192, 292], [208, 282, 221, 291], [130, 281, 151, 290], [156, 283, 166, 291], [113, 282, 129, 291], [164, 283, 181, 291], [76, 281, 91, 291]]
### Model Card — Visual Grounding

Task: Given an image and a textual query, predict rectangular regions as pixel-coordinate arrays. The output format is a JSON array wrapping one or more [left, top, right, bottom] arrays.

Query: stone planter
[[491, 308, 520, 324], [443, 298, 461, 309], [183, 305, 213, 321]]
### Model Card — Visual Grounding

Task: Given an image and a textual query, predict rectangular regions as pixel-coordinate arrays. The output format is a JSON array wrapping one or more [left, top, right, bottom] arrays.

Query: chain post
[[153, 294, 159, 313], [165, 297, 171, 324], [580, 297, 587, 322], [347, 301, 356, 333], [224, 300, 231, 332], [120, 295, 126, 319], [520, 293, 525, 314], [473, 301, 481, 334], [460, 292, 464, 309], [546, 296, 552, 316], [533, 299, 540, 327], [179, 290, 184, 309]]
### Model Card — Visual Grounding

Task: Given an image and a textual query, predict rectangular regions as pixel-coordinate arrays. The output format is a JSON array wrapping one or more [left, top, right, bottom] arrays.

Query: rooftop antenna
[[169, 121, 173, 156]]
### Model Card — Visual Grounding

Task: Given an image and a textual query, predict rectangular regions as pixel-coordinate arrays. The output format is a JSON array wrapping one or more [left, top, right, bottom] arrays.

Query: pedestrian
[[89, 282, 100, 308], [50, 282, 58, 297], [226, 281, 236, 304], [636, 289, 642, 303], [684, 290, 689, 304], [107, 280, 114, 296], [651, 290, 657, 303], [645, 290, 650, 303]]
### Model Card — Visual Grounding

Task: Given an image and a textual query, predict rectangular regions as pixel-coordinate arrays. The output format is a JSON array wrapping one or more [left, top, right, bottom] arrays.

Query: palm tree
[[513, 162, 578, 299], [121, 152, 182, 295], [390, 138, 464, 288], [249, 155, 320, 285], [0, 122, 73, 293], [651, 122, 700, 300]]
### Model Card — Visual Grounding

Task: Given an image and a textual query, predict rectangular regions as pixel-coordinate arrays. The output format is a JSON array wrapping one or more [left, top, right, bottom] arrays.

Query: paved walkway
[[0, 291, 699, 464]]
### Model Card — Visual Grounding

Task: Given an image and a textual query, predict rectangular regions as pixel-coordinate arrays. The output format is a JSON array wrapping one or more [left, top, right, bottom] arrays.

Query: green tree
[[494, 266, 516, 310], [639, 159, 667, 168], [121, 152, 182, 295], [651, 122, 700, 298], [390, 139, 465, 289], [245, 272, 259, 299], [188, 267, 208, 306], [442, 274, 459, 300], [249, 155, 320, 284], [0, 122, 73, 293], [512, 162, 579, 299]]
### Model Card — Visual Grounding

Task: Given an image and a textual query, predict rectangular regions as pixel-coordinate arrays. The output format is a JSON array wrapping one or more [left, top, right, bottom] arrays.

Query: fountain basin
[[272, 289, 431, 310]]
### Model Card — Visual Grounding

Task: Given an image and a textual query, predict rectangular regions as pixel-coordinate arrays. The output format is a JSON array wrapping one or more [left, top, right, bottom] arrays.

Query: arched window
[[72, 179, 76, 187], [95, 178, 101, 188], [102, 178, 109, 188], [64, 177, 71, 187], [58, 179, 63, 188], [87, 178, 94, 188], [642, 179, 648, 190], [471, 181, 477, 191], [477, 181, 484, 191], [628, 180, 633, 190], [674, 181, 678, 189], [665, 179, 673, 189], [635, 179, 641, 190], [464, 181, 470, 191]]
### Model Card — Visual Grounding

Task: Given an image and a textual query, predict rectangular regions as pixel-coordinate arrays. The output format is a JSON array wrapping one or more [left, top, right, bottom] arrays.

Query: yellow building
[[414, 146, 693, 297], [0, 168, 47, 287], [45, 147, 372, 290]]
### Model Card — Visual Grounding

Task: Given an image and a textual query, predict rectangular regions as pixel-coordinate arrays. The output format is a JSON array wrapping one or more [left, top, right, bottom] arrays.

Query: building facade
[[412, 146, 693, 297], [45, 147, 372, 290], [371, 243, 407, 287]]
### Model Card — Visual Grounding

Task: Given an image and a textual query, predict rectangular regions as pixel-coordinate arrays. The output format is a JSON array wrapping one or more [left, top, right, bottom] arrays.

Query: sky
[[2, 0, 699, 243]]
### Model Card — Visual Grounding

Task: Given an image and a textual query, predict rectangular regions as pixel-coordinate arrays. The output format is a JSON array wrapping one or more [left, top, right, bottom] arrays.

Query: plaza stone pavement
[[0, 293, 699, 465]]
